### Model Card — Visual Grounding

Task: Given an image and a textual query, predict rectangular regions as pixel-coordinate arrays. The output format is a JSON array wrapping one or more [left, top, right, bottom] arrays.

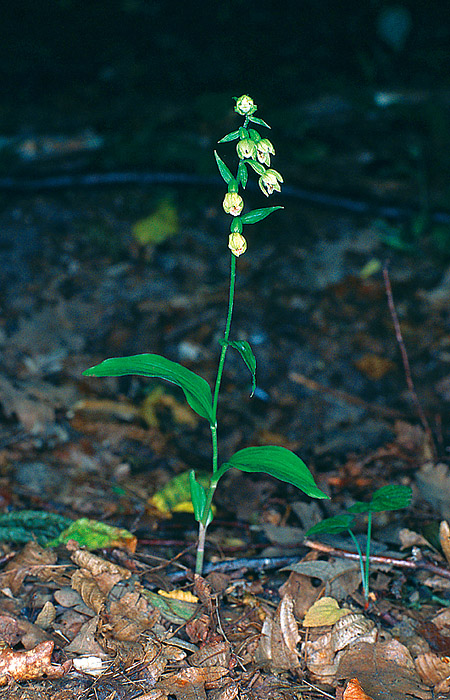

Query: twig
[[305, 538, 450, 580], [382, 263, 436, 457]]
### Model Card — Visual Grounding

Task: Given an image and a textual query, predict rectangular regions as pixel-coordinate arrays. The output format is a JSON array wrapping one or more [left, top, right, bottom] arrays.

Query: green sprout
[[305, 484, 412, 604], [83, 95, 329, 574]]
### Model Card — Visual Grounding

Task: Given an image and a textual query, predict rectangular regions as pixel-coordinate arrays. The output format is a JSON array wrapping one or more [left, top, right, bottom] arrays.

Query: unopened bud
[[223, 192, 244, 216], [234, 95, 257, 116], [228, 231, 247, 257]]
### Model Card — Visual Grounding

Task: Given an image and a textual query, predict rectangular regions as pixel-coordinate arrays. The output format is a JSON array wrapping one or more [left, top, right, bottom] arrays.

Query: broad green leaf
[[305, 514, 355, 537], [218, 130, 240, 143], [248, 116, 271, 129], [214, 151, 235, 184], [348, 484, 412, 514], [240, 206, 284, 225], [238, 161, 248, 189], [246, 159, 266, 176], [370, 484, 412, 512], [83, 354, 214, 424], [216, 446, 329, 499], [220, 339, 256, 396], [239, 126, 249, 139]]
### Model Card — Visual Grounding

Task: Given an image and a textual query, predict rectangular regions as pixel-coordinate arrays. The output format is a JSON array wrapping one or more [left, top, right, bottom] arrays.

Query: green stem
[[347, 528, 368, 601], [364, 510, 372, 599], [195, 253, 237, 575]]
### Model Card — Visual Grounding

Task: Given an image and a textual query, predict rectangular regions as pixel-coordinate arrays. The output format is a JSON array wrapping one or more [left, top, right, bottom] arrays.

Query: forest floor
[[0, 85, 450, 699]]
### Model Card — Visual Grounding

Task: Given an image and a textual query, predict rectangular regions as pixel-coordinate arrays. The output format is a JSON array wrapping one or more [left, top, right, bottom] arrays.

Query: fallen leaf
[[0, 640, 71, 686], [50, 518, 137, 552], [337, 640, 432, 700], [343, 678, 375, 700], [415, 652, 450, 692], [0, 542, 61, 595], [283, 559, 361, 598], [256, 593, 300, 670], [303, 597, 352, 627], [132, 198, 179, 246]]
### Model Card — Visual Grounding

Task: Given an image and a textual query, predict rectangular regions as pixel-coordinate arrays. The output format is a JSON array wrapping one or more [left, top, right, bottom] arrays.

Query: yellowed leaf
[[303, 597, 351, 627], [158, 589, 198, 603]]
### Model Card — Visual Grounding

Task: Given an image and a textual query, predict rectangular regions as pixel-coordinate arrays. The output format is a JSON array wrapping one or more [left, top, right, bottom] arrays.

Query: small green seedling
[[83, 95, 329, 574], [305, 484, 412, 604]]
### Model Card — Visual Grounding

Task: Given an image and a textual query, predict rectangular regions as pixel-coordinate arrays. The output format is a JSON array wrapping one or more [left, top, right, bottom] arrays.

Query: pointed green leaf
[[246, 159, 266, 176], [238, 161, 248, 189], [218, 130, 240, 143], [189, 471, 214, 526], [189, 470, 206, 522], [216, 446, 329, 499], [305, 514, 355, 538], [248, 128, 261, 142], [240, 206, 284, 225], [248, 116, 271, 129], [220, 339, 256, 396], [230, 217, 243, 233], [83, 354, 214, 424], [239, 127, 249, 139], [214, 151, 234, 184]]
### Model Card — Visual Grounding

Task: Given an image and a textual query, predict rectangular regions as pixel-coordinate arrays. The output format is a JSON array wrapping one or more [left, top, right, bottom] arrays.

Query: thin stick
[[382, 263, 435, 454], [305, 538, 450, 580]]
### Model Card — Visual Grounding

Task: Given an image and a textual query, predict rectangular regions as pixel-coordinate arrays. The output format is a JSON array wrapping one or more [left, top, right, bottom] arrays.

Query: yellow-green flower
[[228, 231, 247, 257], [236, 138, 257, 160], [223, 192, 244, 216], [256, 138, 275, 166], [234, 95, 257, 116], [259, 168, 283, 196]]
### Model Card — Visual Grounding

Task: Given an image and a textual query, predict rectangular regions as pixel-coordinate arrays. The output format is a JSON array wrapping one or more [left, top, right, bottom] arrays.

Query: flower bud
[[256, 138, 275, 166], [236, 138, 257, 160], [234, 95, 257, 116], [258, 168, 283, 196], [228, 231, 247, 257], [223, 192, 244, 216]]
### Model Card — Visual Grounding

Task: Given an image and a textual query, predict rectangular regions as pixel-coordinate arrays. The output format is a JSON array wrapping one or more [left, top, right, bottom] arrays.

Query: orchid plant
[[83, 95, 329, 574]]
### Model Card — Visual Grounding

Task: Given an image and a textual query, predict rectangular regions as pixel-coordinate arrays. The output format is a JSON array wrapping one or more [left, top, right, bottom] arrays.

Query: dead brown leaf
[[0, 640, 72, 686], [157, 666, 229, 700], [415, 652, 450, 693], [256, 593, 300, 670], [337, 640, 432, 700], [0, 542, 62, 595], [189, 640, 231, 668]]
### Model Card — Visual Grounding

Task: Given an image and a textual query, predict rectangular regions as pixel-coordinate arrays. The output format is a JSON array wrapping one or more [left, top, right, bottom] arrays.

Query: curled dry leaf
[[256, 593, 300, 670], [332, 613, 376, 652], [70, 547, 131, 593], [343, 677, 375, 700], [0, 640, 72, 686], [71, 568, 105, 613]]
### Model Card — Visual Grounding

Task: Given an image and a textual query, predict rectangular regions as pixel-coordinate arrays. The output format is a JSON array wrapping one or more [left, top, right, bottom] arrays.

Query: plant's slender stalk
[[347, 529, 367, 599], [364, 511, 372, 599], [195, 254, 237, 574]]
